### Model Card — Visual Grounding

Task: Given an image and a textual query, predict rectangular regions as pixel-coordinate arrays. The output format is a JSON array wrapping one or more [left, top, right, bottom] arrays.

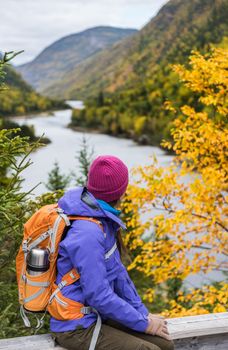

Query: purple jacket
[[50, 187, 149, 333]]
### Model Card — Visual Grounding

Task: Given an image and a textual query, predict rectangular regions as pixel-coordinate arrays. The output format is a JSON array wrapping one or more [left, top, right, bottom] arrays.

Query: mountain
[[4, 64, 32, 92], [65, 0, 227, 145], [44, 0, 228, 100], [16, 26, 137, 93], [0, 63, 65, 117]]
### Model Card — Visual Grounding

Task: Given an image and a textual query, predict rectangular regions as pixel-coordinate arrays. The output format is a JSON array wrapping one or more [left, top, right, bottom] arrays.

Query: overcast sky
[[1, 0, 168, 65]]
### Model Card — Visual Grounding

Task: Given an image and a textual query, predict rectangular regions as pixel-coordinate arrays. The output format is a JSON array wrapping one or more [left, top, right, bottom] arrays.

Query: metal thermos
[[26, 248, 50, 276]]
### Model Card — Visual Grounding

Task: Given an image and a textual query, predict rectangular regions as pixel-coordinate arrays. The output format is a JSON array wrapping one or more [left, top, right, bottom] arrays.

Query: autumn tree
[[123, 48, 228, 316]]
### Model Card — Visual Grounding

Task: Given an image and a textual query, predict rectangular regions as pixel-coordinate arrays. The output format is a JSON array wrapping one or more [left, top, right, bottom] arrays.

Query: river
[[15, 101, 173, 196], [14, 102, 225, 289]]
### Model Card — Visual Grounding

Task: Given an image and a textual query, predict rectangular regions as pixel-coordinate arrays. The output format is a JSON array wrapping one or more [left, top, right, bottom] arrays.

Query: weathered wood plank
[[167, 312, 228, 339], [1, 333, 228, 350], [0, 334, 62, 350], [0, 313, 227, 349]]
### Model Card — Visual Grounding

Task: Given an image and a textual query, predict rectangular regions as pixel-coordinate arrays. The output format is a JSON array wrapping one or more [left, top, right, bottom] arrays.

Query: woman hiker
[[51, 155, 174, 350]]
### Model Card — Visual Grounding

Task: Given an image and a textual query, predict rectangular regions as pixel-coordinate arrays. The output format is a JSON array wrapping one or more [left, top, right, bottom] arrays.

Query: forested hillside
[[0, 62, 66, 116], [68, 0, 228, 145], [17, 27, 137, 93]]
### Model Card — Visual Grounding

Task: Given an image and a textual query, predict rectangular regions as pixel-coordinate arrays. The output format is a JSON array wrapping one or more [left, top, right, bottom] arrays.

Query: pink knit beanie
[[87, 155, 129, 202]]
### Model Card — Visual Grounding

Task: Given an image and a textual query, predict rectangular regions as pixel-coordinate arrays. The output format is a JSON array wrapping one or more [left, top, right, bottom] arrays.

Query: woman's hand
[[148, 313, 165, 320], [145, 315, 171, 341]]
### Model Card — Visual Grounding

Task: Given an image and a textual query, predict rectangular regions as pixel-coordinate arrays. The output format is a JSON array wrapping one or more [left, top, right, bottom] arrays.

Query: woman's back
[[50, 156, 173, 350]]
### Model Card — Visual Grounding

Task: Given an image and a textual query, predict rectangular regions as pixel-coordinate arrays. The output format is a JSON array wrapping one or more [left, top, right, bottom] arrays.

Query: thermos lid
[[27, 248, 50, 270]]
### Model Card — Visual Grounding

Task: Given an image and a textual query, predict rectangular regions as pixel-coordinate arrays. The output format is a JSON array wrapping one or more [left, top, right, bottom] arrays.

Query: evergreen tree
[[0, 54, 89, 338], [74, 135, 94, 186], [46, 161, 70, 191]]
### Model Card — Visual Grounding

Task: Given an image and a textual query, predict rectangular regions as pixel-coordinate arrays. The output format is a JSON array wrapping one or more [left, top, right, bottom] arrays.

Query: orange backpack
[[16, 203, 103, 329]]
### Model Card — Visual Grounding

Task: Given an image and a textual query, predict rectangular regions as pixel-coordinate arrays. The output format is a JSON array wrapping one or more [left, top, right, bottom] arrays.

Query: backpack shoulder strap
[[57, 241, 117, 292], [67, 215, 104, 233]]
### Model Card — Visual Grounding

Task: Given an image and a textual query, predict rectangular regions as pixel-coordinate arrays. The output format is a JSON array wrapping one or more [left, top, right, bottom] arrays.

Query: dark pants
[[52, 319, 175, 350]]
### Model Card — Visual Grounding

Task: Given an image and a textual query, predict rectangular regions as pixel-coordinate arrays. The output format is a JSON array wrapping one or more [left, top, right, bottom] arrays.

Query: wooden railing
[[0, 312, 227, 349]]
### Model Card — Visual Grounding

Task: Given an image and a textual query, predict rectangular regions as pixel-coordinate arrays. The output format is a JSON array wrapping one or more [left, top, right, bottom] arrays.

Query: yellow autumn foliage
[[123, 48, 228, 316]]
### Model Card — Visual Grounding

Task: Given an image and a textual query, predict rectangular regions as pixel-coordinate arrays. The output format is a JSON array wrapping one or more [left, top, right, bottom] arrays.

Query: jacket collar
[[97, 199, 121, 217], [81, 187, 126, 230]]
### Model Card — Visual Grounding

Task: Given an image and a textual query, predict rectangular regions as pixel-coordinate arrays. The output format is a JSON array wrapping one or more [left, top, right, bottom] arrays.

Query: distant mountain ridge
[[39, 0, 228, 100], [17, 26, 137, 92]]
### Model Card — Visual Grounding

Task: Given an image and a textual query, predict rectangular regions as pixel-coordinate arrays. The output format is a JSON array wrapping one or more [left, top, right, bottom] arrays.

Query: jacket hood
[[58, 187, 126, 229]]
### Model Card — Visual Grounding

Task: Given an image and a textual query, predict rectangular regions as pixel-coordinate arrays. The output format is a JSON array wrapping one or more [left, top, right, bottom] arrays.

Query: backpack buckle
[[56, 208, 64, 214], [22, 240, 28, 253], [81, 306, 92, 314], [57, 280, 67, 290]]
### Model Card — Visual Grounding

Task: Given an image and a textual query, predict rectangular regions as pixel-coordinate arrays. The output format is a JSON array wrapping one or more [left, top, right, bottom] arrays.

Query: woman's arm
[[63, 220, 149, 333], [114, 264, 149, 317]]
